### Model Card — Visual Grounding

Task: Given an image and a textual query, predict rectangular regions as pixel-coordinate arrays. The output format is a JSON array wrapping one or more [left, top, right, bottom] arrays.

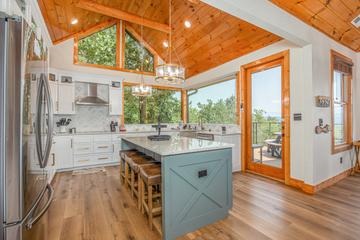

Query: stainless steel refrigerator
[[0, 16, 54, 240]]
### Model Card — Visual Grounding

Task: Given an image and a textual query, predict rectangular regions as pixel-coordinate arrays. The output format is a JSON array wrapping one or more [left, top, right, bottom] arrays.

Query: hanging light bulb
[[155, 0, 185, 85], [132, 13, 152, 97]]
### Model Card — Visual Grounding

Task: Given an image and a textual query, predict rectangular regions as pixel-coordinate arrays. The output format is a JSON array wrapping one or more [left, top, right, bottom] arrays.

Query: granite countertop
[[122, 136, 233, 156], [54, 129, 241, 136]]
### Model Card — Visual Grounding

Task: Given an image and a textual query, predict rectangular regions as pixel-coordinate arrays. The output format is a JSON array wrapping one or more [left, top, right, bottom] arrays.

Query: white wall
[[310, 33, 358, 185], [186, 40, 311, 182], [189, 0, 359, 186]]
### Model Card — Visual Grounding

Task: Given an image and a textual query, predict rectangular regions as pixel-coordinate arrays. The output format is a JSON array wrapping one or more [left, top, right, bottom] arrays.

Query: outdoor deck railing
[[252, 121, 281, 144]]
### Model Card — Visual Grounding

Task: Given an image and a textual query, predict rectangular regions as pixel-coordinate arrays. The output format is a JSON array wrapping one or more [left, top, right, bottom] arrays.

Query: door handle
[[25, 184, 54, 230], [42, 74, 54, 168], [52, 153, 55, 166]]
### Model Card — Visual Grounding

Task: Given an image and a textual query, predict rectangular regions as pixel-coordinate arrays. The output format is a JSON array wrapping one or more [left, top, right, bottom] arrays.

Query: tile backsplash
[[54, 105, 120, 132]]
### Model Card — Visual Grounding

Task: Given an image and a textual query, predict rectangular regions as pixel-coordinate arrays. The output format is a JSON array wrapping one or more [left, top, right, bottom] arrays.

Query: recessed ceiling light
[[163, 41, 169, 48], [71, 18, 78, 25], [184, 20, 191, 28]]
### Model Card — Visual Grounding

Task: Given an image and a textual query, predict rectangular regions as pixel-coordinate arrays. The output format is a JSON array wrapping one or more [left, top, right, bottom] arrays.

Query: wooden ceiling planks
[[38, 0, 282, 78], [270, 0, 360, 52]]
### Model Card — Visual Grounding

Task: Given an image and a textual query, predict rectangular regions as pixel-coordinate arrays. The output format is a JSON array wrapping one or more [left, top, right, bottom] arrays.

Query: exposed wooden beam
[[76, 0, 170, 33]]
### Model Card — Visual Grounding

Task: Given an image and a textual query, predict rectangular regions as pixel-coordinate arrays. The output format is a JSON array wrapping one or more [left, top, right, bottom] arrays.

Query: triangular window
[[124, 30, 154, 73], [78, 25, 117, 67]]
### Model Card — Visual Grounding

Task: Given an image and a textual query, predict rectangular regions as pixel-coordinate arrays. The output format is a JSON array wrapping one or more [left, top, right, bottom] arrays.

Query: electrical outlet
[[340, 157, 343, 164]]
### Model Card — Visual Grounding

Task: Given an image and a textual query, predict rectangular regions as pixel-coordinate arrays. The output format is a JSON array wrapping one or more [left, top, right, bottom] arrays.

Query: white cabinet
[[215, 134, 241, 172], [58, 83, 75, 114], [112, 135, 122, 162], [53, 136, 74, 170], [49, 81, 58, 114], [109, 84, 122, 115]]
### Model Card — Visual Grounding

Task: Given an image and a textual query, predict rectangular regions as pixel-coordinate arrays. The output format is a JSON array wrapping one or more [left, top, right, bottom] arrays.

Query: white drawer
[[94, 135, 112, 142], [73, 136, 92, 144], [112, 135, 122, 142], [94, 142, 113, 153], [74, 155, 94, 167], [73, 142, 92, 155], [94, 154, 114, 163]]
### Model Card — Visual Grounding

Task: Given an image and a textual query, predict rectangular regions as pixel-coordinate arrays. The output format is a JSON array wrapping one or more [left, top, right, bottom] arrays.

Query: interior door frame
[[240, 50, 290, 183]]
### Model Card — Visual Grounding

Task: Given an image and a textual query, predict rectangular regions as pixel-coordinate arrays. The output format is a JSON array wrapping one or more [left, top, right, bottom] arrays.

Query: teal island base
[[121, 137, 233, 240]]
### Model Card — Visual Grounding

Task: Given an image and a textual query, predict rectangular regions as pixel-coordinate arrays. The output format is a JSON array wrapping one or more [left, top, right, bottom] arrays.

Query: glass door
[[243, 56, 288, 180]]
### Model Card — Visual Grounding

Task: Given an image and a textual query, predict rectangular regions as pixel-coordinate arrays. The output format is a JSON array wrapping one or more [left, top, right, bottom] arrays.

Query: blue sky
[[189, 79, 236, 107], [252, 66, 282, 117], [189, 67, 282, 118]]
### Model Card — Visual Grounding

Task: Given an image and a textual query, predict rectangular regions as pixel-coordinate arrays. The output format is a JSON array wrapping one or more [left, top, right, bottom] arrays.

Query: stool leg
[[120, 158, 125, 184], [141, 179, 145, 214], [148, 184, 153, 230], [138, 174, 142, 210], [125, 162, 129, 188], [131, 171, 135, 198]]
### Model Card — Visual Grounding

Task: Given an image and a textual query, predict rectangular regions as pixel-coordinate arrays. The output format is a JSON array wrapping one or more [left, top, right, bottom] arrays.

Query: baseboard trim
[[289, 168, 352, 194], [314, 168, 352, 192]]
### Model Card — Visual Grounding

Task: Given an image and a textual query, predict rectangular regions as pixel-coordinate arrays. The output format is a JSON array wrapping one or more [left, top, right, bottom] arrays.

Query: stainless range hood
[[75, 83, 109, 106]]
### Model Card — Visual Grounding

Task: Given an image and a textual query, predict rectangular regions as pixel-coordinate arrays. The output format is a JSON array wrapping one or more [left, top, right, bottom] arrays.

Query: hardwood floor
[[48, 166, 360, 240]]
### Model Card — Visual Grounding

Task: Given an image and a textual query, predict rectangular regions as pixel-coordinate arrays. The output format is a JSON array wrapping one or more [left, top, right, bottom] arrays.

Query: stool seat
[[140, 164, 161, 185], [131, 156, 156, 172], [120, 149, 139, 160]]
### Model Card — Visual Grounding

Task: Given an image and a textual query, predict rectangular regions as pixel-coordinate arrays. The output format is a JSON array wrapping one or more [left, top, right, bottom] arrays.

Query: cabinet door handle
[[56, 101, 59, 112], [98, 157, 108, 160], [78, 159, 90, 163], [78, 147, 90, 150], [52, 153, 56, 166], [71, 139, 73, 148], [97, 146, 109, 149]]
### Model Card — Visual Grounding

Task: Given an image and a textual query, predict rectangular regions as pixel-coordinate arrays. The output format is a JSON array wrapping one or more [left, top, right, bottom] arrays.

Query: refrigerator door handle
[[42, 73, 54, 168], [25, 184, 54, 230], [35, 78, 45, 168], [35, 74, 54, 168]]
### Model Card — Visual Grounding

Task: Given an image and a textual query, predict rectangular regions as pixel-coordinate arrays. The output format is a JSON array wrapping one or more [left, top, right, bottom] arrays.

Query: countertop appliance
[[1, 16, 54, 240]]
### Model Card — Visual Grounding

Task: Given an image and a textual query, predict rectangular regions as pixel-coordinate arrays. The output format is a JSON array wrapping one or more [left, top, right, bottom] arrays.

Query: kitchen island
[[121, 136, 233, 240]]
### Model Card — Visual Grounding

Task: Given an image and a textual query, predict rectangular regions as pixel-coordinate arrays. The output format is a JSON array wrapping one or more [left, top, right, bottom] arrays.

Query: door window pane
[[251, 66, 282, 168]]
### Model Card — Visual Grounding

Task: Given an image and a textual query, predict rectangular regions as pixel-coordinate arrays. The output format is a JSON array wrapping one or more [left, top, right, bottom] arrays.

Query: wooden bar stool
[[140, 164, 162, 231], [119, 150, 139, 185], [129, 155, 157, 208]]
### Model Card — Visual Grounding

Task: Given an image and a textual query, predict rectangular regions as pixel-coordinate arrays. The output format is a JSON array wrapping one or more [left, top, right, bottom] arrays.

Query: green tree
[[188, 95, 237, 124], [124, 30, 154, 72], [78, 25, 117, 66], [124, 87, 181, 124]]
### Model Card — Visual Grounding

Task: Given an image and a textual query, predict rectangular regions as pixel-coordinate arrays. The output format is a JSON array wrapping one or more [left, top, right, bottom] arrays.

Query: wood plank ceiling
[[38, 0, 282, 78], [269, 0, 360, 52]]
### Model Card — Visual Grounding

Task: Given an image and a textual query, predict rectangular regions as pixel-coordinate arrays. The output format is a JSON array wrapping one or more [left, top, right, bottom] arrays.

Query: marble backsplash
[[54, 105, 121, 132]]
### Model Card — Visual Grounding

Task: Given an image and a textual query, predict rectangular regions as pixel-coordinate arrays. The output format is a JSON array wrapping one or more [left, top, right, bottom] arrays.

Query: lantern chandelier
[[155, 0, 185, 85], [132, 14, 152, 96]]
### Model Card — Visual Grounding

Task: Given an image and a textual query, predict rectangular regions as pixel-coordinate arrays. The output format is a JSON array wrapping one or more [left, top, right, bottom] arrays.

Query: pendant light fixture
[[155, 0, 185, 85], [132, 13, 152, 97]]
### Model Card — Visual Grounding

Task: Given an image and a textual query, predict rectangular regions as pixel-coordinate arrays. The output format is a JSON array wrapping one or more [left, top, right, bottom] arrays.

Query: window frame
[[330, 50, 353, 154], [121, 82, 184, 125], [74, 20, 158, 75], [186, 75, 240, 125]]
